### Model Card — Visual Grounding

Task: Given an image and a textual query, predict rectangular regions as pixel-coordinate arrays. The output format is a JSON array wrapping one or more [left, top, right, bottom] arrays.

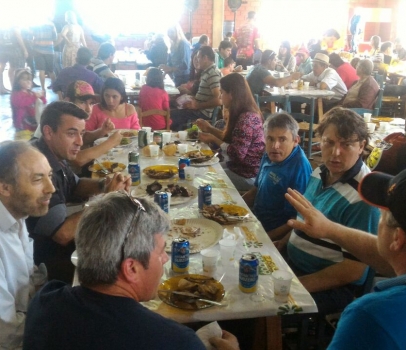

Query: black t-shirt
[[24, 281, 206, 350]]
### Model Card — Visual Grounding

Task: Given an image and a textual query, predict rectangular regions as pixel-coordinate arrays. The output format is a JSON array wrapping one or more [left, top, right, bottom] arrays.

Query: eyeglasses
[[120, 191, 146, 261]]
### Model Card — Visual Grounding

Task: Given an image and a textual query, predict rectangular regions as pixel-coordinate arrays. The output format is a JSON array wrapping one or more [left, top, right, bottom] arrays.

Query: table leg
[[317, 98, 324, 122], [252, 316, 283, 350]]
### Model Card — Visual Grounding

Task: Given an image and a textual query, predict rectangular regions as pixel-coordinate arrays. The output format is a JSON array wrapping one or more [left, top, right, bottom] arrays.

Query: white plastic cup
[[279, 72, 284, 78], [379, 122, 390, 132], [142, 127, 152, 141], [367, 122, 376, 133], [219, 239, 237, 265], [363, 113, 372, 122], [178, 130, 188, 140], [149, 144, 159, 157], [201, 249, 220, 276], [272, 270, 293, 303], [177, 143, 188, 155], [184, 166, 196, 181], [162, 132, 172, 145], [304, 81, 310, 89]]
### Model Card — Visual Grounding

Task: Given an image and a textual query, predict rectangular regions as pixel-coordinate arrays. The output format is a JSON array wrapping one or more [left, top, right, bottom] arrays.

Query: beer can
[[128, 151, 139, 163], [153, 131, 163, 149], [154, 191, 168, 213], [138, 129, 148, 149], [128, 163, 141, 186], [239, 254, 259, 293], [178, 157, 190, 180], [198, 184, 212, 210], [171, 238, 190, 273]]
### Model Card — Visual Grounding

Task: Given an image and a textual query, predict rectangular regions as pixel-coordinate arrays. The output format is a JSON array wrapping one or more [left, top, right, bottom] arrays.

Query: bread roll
[[163, 143, 177, 156]]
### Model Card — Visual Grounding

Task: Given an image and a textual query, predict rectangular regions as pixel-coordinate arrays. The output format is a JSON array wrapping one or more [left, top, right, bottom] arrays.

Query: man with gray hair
[[243, 113, 312, 240], [0, 141, 55, 349], [23, 193, 239, 350]]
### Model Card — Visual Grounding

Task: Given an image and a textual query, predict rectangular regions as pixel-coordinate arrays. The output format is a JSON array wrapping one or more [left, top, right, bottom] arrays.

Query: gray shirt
[[302, 67, 347, 100], [246, 64, 271, 96], [195, 63, 221, 118]]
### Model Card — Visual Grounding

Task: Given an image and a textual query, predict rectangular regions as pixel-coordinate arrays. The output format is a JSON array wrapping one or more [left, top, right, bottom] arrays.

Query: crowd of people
[[1, 9, 406, 350]]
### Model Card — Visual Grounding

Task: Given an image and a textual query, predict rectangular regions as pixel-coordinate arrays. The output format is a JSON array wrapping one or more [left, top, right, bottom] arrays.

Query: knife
[[158, 290, 227, 307]]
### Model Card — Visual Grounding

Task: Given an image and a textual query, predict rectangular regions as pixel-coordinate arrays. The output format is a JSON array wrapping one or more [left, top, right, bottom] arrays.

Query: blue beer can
[[198, 184, 212, 210], [239, 254, 259, 293], [178, 157, 190, 180], [171, 238, 190, 273], [154, 191, 168, 213]]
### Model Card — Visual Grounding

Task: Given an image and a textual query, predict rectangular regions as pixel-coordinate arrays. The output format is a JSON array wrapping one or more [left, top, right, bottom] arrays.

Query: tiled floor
[[0, 70, 58, 142]]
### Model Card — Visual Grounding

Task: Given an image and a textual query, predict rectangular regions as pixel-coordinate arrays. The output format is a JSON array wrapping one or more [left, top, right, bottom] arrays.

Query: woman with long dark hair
[[277, 41, 296, 72], [196, 73, 265, 191]]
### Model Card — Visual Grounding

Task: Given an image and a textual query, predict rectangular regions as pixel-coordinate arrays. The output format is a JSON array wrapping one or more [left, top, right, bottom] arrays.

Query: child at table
[[138, 68, 170, 130], [11, 69, 46, 131]]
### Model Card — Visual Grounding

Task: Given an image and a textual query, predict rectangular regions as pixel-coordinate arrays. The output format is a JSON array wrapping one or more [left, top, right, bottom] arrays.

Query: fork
[[94, 159, 109, 175]]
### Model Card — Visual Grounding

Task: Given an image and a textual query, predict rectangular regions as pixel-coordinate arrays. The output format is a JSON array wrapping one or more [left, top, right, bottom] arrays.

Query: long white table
[[92, 136, 317, 328]]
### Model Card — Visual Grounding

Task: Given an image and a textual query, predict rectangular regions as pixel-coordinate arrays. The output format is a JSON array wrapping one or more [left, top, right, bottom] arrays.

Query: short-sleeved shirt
[[246, 64, 271, 96], [288, 159, 380, 285], [168, 39, 191, 80], [195, 63, 221, 118], [336, 62, 358, 89], [297, 57, 313, 75], [139, 85, 170, 130], [88, 58, 114, 80], [31, 24, 57, 55], [302, 67, 348, 100], [26, 138, 79, 266], [253, 146, 312, 232]]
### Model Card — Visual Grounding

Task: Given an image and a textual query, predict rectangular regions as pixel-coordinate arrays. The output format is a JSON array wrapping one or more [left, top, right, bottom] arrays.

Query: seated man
[[52, 47, 104, 99], [295, 47, 312, 75], [243, 113, 312, 241], [286, 107, 380, 314], [285, 170, 406, 349], [170, 46, 222, 131], [342, 59, 380, 110], [88, 42, 117, 80], [215, 40, 233, 69], [246, 50, 300, 96], [23, 193, 239, 350], [27, 101, 131, 283], [301, 53, 347, 111], [0, 141, 54, 348]]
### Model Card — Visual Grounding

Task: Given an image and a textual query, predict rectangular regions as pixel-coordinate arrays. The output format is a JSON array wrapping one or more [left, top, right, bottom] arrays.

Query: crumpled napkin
[[196, 321, 222, 350], [222, 227, 243, 243]]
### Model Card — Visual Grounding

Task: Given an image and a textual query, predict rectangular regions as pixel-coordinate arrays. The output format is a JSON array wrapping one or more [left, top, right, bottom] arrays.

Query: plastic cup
[[304, 81, 310, 89], [219, 239, 237, 265], [379, 122, 390, 132], [162, 132, 172, 145], [364, 113, 372, 122], [184, 166, 196, 181], [272, 270, 293, 303], [178, 130, 188, 140], [149, 144, 159, 157], [367, 122, 376, 133], [142, 127, 152, 141], [201, 249, 220, 276], [177, 143, 188, 155], [279, 72, 284, 78]]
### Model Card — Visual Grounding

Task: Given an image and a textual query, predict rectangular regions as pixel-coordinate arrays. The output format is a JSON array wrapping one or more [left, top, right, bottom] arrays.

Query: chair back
[[372, 72, 385, 88], [348, 87, 384, 117], [140, 109, 171, 130]]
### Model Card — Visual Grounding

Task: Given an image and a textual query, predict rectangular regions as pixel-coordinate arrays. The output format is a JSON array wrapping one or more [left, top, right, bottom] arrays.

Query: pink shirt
[[336, 63, 359, 89], [138, 85, 170, 130], [10, 90, 46, 130], [86, 104, 140, 131]]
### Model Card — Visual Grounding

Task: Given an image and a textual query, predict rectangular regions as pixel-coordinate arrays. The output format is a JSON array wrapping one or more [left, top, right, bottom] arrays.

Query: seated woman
[[342, 59, 379, 110], [196, 73, 265, 191], [329, 53, 358, 89], [86, 77, 140, 131], [276, 41, 296, 73]]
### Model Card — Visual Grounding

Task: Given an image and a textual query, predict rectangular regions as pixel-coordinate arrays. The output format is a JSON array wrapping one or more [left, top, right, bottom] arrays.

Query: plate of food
[[166, 218, 223, 253], [131, 181, 197, 205], [372, 117, 394, 123], [117, 129, 138, 138], [185, 149, 214, 164], [202, 204, 250, 225], [158, 274, 225, 310], [94, 136, 135, 148], [143, 165, 178, 180], [186, 124, 199, 140], [88, 161, 126, 176]]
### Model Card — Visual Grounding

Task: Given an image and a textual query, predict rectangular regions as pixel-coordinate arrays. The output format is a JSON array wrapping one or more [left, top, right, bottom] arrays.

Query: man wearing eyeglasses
[[23, 193, 239, 350], [27, 101, 131, 284], [279, 107, 380, 315]]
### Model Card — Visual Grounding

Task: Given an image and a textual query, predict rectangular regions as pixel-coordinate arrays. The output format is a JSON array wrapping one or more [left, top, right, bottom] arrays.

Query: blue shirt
[[253, 146, 312, 232], [328, 275, 406, 349], [168, 39, 191, 79], [288, 158, 380, 285]]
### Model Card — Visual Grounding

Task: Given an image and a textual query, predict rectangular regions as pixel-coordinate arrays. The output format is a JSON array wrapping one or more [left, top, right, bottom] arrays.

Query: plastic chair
[[288, 96, 318, 159], [140, 109, 171, 130]]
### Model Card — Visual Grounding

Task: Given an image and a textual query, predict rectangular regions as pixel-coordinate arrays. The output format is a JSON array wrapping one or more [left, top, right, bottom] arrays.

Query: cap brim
[[77, 94, 98, 101], [358, 171, 393, 210]]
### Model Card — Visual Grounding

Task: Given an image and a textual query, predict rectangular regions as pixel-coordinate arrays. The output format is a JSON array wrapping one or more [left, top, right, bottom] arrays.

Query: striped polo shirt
[[287, 158, 380, 285], [195, 64, 221, 118]]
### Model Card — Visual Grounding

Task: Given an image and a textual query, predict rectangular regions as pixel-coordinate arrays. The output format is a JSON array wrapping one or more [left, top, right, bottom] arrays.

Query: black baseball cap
[[358, 169, 406, 231]]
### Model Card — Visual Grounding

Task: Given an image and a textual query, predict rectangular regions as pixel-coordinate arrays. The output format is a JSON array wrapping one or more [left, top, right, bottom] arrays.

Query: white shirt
[[0, 201, 34, 349], [302, 67, 347, 99]]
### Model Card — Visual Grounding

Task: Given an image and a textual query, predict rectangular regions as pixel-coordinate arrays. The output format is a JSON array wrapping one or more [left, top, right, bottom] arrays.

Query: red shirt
[[336, 63, 358, 89], [138, 85, 170, 130]]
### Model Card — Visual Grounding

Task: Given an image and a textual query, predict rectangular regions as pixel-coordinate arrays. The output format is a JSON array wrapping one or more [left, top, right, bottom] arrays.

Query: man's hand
[[107, 131, 123, 148], [291, 72, 301, 80], [195, 118, 211, 132], [183, 98, 198, 110], [105, 173, 131, 193], [209, 330, 240, 350], [101, 118, 115, 135], [285, 188, 333, 240]]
